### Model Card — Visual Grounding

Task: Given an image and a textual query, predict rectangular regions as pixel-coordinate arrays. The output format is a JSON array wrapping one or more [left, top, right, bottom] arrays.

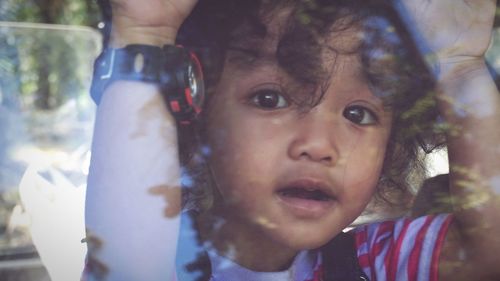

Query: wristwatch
[[90, 44, 205, 125]]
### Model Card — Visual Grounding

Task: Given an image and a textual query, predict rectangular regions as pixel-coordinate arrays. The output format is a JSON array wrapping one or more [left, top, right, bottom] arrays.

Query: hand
[[396, 0, 496, 66], [109, 0, 198, 46]]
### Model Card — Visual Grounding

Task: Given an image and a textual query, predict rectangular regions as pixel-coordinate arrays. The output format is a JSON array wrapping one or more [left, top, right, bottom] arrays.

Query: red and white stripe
[[353, 214, 452, 281]]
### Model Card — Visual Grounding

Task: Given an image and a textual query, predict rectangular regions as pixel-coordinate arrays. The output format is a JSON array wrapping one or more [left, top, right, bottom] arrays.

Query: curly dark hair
[[176, 0, 444, 214]]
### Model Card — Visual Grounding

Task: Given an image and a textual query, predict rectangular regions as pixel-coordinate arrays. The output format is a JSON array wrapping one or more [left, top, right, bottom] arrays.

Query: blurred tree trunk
[[34, 44, 52, 110], [32, 0, 65, 109], [34, 0, 65, 23]]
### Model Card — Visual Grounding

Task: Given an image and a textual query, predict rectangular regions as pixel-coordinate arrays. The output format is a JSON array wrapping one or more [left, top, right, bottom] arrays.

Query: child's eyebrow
[[226, 45, 277, 69], [226, 46, 259, 58]]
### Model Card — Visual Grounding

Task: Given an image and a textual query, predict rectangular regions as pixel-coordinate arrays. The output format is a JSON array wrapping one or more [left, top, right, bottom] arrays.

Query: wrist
[[435, 58, 493, 117], [110, 23, 178, 48], [436, 57, 486, 85]]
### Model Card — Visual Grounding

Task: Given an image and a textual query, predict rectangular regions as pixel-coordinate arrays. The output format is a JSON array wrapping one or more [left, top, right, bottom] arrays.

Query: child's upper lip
[[275, 177, 336, 199]]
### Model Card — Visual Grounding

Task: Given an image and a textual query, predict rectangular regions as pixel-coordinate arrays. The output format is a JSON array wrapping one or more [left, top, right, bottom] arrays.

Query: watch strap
[[91, 45, 167, 105], [90, 44, 203, 125]]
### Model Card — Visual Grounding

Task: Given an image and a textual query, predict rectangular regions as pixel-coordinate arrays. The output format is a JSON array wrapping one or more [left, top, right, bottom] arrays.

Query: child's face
[[204, 18, 393, 252]]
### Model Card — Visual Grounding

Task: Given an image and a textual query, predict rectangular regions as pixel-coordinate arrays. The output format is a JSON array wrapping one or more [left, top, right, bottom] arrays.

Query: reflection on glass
[[0, 22, 100, 281]]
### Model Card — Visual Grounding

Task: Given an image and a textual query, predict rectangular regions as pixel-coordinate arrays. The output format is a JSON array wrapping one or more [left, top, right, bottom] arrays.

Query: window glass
[[0, 22, 100, 280]]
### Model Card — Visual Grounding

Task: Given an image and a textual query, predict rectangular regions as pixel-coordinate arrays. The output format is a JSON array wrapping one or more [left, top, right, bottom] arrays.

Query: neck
[[195, 211, 299, 272]]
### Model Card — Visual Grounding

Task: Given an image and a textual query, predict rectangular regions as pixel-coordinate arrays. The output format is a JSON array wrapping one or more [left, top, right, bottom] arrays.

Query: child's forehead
[[228, 7, 369, 76], [227, 15, 366, 87]]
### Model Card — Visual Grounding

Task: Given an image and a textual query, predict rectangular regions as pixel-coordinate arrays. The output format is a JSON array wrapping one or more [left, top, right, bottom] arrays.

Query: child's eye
[[251, 89, 289, 109], [343, 105, 378, 125]]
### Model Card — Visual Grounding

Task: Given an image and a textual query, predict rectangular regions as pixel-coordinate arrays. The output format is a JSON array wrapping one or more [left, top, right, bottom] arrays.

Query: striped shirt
[[352, 214, 452, 281]]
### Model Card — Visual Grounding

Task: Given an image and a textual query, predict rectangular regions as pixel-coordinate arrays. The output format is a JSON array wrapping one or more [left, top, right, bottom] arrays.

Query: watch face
[[164, 46, 206, 124], [187, 52, 205, 112]]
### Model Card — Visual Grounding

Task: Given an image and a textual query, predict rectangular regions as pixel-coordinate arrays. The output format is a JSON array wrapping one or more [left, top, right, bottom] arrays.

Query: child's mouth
[[277, 187, 333, 201], [275, 179, 336, 218]]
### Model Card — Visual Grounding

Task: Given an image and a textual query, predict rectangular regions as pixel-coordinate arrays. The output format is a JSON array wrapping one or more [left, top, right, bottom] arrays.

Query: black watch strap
[[90, 44, 165, 105]]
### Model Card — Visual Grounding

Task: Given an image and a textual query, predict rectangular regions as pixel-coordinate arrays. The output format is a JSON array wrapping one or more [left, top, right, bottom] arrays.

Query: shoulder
[[353, 214, 453, 281], [353, 214, 452, 247]]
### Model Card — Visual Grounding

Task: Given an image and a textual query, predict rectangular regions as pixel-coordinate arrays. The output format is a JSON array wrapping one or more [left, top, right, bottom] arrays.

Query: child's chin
[[273, 229, 340, 251], [295, 238, 334, 251]]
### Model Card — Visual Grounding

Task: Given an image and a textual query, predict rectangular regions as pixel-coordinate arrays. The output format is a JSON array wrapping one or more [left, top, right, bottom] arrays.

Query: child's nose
[[287, 114, 339, 167]]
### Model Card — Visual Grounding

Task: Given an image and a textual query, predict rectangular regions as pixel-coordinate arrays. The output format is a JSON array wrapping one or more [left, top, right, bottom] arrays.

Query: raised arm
[[85, 1, 197, 280], [396, 0, 500, 280]]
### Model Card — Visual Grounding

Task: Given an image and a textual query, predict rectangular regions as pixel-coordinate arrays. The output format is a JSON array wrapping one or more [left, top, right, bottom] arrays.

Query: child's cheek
[[340, 129, 389, 199]]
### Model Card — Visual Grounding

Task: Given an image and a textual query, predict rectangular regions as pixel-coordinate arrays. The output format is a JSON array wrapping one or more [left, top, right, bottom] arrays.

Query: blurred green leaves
[[0, 0, 100, 110]]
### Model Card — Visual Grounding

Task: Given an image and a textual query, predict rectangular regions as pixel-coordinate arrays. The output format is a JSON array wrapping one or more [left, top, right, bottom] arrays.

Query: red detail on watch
[[170, 100, 181, 112], [184, 88, 193, 106]]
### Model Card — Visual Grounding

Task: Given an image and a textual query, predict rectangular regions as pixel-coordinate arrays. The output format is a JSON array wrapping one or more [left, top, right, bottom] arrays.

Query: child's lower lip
[[275, 193, 335, 219]]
